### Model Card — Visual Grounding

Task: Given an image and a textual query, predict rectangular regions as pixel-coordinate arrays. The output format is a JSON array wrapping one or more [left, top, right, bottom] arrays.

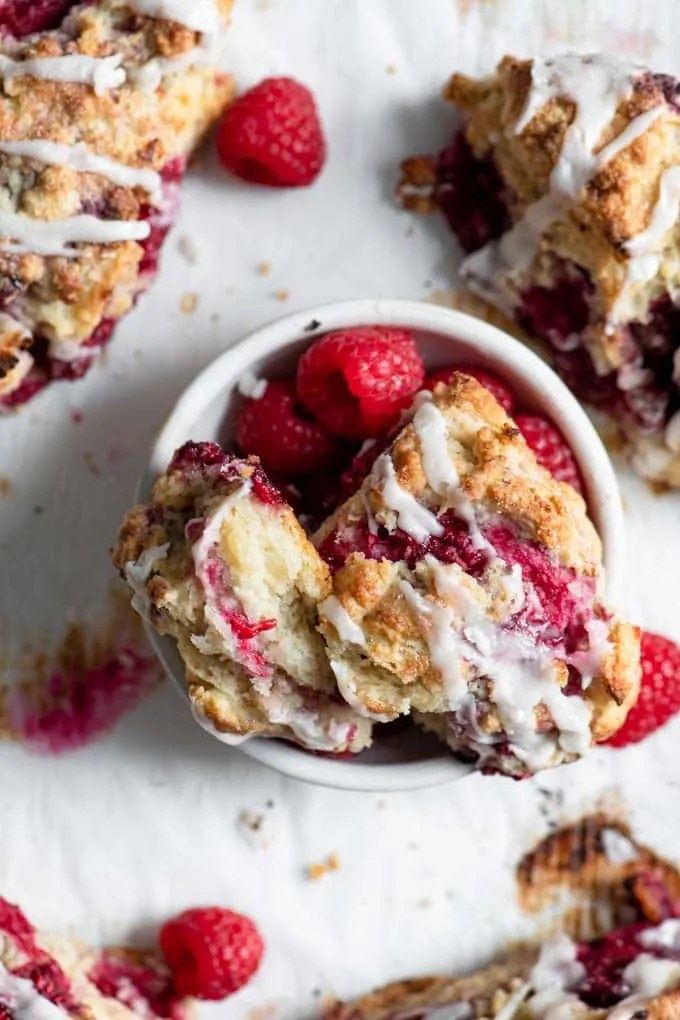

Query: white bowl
[[140, 298, 624, 792]]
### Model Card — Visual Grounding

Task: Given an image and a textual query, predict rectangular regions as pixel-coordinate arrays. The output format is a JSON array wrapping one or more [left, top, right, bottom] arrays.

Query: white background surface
[[2, 1, 680, 1017]]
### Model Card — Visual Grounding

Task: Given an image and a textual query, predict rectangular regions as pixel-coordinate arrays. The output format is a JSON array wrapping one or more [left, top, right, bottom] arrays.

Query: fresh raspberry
[[0, 898, 37, 955], [237, 380, 338, 476], [216, 77, 326, 187], [607, 632, 680, 748], [0, 0, 73, 37], [296, 327, 425, 439], [426, 365, 516, 416], [515, 414, 584, 494], [160, 907, 264, 1000], [12, 960, 77, 1011]]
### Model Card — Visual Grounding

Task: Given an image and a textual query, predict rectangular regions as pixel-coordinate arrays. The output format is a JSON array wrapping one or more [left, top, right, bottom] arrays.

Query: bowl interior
[[143, 301, 623, 790]]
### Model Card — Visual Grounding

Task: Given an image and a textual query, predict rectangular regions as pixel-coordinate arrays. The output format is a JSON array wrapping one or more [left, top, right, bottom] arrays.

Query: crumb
[[305, 853, 340, 881], [179, 292, 199, 315], [248, 1005, 279, 1020], [0, 477, 11, 496], [419, 897, 434, 909], [274, 289, 290, 302], [177, 235, 199, 264], [236, 809, 272, 849], [265, 799, 274, 809], [385, 63, 398, 75], [649, 480, 671, 497], [33, 505, 43, 515], [83, 452, 100, 476], [256, 261, 271, 276], [312, 990, 322, 999], [70, 410, 83, 424], [304, 319, 321, 332]]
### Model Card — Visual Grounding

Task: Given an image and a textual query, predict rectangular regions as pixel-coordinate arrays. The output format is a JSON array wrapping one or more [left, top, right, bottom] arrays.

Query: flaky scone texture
[[112, 444, 372, 754], [0, 0, 236, 400], [315, 375, 640, 775], [405, 54, 680, 487]]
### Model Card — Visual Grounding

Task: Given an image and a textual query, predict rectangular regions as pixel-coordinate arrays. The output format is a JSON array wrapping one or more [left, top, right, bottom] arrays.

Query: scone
[[0, 895, 191, 1020], [326, 926, 680, 1020], [314, 374, 640, 777], [112, 441, 373, 754], [0, 0, 236, 408], [398, 54, 680, 487]]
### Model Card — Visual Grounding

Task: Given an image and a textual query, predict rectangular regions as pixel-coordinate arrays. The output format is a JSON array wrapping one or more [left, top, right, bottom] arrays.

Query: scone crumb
[[180, 292, 199, 315], [305, 852, 341, 880], [385, 64, 398, 75], [236, 809, 272, 849], [256, 261, 272, 276], [248, 1004, 279, 1020], [0, 477, 11, 495], [177, 235, 199, 264], [274, 289, 290, 301]]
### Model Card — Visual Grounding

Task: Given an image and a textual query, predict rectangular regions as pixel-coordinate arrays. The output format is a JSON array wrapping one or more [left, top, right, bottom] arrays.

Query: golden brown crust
[[0, 0, 236, 397], [316, 376, 640, 774]]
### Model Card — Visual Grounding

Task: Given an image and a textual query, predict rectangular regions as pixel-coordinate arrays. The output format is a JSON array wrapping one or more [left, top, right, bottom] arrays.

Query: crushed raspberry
[[338, 437, 388, 504], [607, 631, 680, 748], [0, 898, 37, 956], [160, 907, 264, 1000], [168, 442, 284, 506], [169, 441, 229, 473], [576, 924, 651, 1008], [515, 414, 584, 494], [433, 131, 511, 252], [426, 365, 516, 415], [237, 380, 339, 476], [296, 327, 425, 439], [225, 610, 276, 641], [13, 960, 78, 1012], [0, 0, 74, 36], [89, 952, 187, 1020], [517, 272, 593, 351], [216, 77, 326, 188]]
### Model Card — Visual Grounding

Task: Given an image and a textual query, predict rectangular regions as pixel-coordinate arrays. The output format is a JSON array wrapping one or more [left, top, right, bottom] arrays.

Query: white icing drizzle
[[237, 369, 268, 400], [606, 954, 680, 1020], [127, 0, 220, 35], [372, 453, 444, 542], [320, 596, 366, 647], [600, 827, 639, 865], [400, 575, 470, 710], [0, 53, 125, 95], [125, 543, 170, 619], [0, 961, 69, 1020], [330, 660, 394, 723], [412, 394, 494, 553], [527, 934, 587, 1020], [639, 919, 680, 951], [0, 210, 150, 258], [462, 55, 663, 314], [0, 139, 161, 203]]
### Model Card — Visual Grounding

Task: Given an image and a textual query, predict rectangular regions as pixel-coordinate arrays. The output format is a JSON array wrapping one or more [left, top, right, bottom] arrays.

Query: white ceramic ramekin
[[140, 299, 624, 792]]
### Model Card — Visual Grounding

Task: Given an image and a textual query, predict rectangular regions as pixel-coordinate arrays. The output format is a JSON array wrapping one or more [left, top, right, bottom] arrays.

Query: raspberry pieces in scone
[[315, 374, 640, 777], [112, 441, 372, 754], [0, 0, 236, 408], [0, 895, 191, 1020], [399, 55, 680, 487]]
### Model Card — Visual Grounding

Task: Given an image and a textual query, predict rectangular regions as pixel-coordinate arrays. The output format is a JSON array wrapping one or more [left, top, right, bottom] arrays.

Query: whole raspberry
[[515, 414, 584, 494], [160, 907, 264, 1000], [607, 632, 680, 748], [297, 327, 425, 439], [216, 77, 326, 187], [426, 365, 516, 416], [236, 379, 338, 476]]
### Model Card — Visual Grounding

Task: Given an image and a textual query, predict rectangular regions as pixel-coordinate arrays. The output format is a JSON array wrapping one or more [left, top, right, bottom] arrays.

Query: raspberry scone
[[315, 375, 640, 777], [0, 896, 191, 1020], [398, 55, 680, 487], [0, 0, 235, 408], [326, 925, 680, 1020], [112, 441, 373, 754]]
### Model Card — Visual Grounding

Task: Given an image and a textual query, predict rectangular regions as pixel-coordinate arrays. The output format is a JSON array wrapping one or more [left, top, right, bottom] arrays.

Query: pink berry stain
[[6, 600, 162, 755]]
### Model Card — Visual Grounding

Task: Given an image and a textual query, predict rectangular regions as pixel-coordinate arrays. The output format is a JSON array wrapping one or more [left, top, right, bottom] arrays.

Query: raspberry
[[160, 907, 264, 1000], [0, 0, 73, 37], [607, 632, 680, 748], [216, 77, 326, 187], [426, 365, 516, 416], [0, 898, 37, 955], [12, 960, 76, 1011], [297, 327, 425, 439], [236, 380, 338, 476], [515, 414, 584, 494]]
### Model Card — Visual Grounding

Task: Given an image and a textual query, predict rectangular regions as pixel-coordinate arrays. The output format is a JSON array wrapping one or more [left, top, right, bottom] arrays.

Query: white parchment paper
[[1, 1, 680, 1017]]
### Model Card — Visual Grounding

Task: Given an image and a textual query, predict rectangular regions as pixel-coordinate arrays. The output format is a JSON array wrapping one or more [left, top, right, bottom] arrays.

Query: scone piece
[[398, 54, 680, 487], [112, 441, 372, 754], [315, 375, 640, 777], [0, 0, 236, 408], [326, 925, 680, 1020], [0, 895, 191, 1020]]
